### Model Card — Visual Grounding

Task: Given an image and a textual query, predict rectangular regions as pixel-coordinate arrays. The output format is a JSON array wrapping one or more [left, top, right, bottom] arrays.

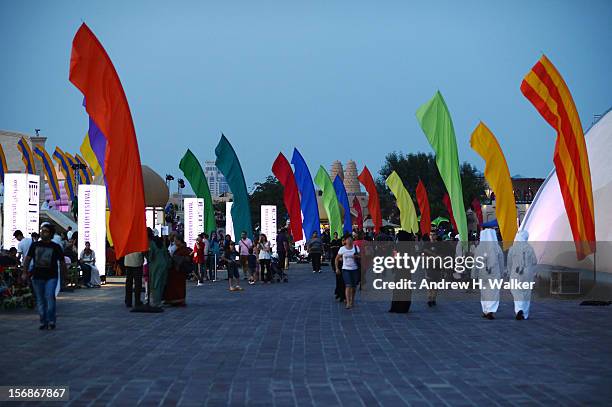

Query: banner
[[416, 180, 431, 237], [33, 146, 61, 201], [358, 166, 382, 233], [0, 144, 7, 183], [314, 166, 343, 238], [272, 152, 303, 241], [352, 197, 363, 230], [225, 201, 234, 241], [78, 184, 107, 275], [333, 175, 352, 235], [184, 198, 204, 250], [2, 174, 39, 249], [385, 171, 419, 234], [261, 205, 277, 252], [53, 147, 76, 200], [179, 149, 216, 234], [291, 148, 320, 238]]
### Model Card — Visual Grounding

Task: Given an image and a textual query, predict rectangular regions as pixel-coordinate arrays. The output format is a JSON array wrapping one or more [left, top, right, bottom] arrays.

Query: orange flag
[[521, 55, 595, 260], [69, 23, 147, 257], [358, 166, 382, 234]]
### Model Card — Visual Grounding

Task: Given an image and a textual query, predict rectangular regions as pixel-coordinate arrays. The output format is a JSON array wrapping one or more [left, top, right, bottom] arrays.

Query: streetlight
[[165, 174, 174, 187]]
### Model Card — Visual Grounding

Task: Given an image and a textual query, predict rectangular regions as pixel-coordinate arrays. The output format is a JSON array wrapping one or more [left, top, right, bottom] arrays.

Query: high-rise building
[[204, 160, 230, 197]]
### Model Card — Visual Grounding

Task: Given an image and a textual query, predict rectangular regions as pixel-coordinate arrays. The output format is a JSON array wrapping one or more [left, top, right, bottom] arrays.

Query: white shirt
[[18, 238, 33, 259], [124, 252, 145, 267], [67, 230, 74, 240], [168, 242, 177, 255], [338, 246, 359, 270], [258, 242, 271, 260]]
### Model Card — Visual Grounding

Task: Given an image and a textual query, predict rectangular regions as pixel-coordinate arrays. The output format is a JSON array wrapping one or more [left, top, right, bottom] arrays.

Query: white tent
[[521, 108, 612, 273]]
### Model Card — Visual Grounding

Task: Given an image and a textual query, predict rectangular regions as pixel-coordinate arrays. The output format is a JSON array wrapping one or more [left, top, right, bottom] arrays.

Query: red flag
[[69, 23, 147, 258], [358, 166, 382, 234], [272, 152, 303, 241], [443, 193, 458, 233], [352, 196, 363, 230], [416, 180, 431, 236], [471, 197, 483, 225]]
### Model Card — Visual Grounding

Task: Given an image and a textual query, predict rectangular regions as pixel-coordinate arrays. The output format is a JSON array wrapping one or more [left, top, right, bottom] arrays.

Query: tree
[[376, 152, 485, 221], [249, 175, 288, 229]]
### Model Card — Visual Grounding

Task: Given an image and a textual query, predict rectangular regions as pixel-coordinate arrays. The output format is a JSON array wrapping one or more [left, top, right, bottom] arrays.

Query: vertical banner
[[3, 174, 39, 249], [225, 201, 234, 241], [184, 198, 204, 250], [261, 205, 277, 252], [78, 185, 107, 275]]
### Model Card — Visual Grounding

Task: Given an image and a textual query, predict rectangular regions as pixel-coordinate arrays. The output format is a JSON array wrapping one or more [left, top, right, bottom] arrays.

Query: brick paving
[[1, 263, 612, 406]]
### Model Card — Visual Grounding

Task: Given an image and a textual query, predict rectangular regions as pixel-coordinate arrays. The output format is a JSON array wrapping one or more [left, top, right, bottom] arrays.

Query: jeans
[[125, 266, 143, 306], [311, 253, 322, 272], [32, 278, 58, 325]]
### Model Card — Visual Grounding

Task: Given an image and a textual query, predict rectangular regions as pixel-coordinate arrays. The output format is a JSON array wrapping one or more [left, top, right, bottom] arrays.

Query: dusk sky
[[1, 0, 610, 192]]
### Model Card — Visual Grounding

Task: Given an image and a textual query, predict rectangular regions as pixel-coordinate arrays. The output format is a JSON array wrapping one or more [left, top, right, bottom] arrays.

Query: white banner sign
[[225, 201, 234, 241], [184, 198, 204, 250], [2, 173, 39, 249], [78, 185, 107, 275], [261, 205, 277, 252]]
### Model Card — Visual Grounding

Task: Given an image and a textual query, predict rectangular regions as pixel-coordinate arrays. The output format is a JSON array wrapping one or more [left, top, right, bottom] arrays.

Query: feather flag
[[291, 148, 320, 238], [70, 22, 148, 258], [179, 149, 216, 235], [352, 197, 363, 230], [416, 91, 467, 242], [0, 144, 8, 183], [75, 154, 94, 182], [358, 166, 382, 234], [17, 137, 35, 174], [385, 171, 419, 234], [68, 153, 91, 184], [470, 122, 517, 247], [471, 197, 483, 225], [314, 166, 343, 238], [521, 54, 595, 260], [215, 134, 252, 240], [33, 146, 61, 201], [333, 175, 352, 235], [442, 193, 458, 232], [80, 132, 102, 176], [272, 153, 303, 241], [416, 180, 431, 236], [53, 147, 76, 199]]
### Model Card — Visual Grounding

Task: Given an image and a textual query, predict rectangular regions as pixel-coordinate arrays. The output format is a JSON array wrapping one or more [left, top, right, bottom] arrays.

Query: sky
[[1, 0, 610, 193]]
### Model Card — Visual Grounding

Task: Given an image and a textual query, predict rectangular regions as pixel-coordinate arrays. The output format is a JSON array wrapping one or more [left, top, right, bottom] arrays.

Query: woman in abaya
[[164, 237, 192, 306], [472, 228, 505, 319], [507, 230, 537, 320], [330, 232, 345, 302], [146, 228, 171, 307], [388, 230, 413, 313]]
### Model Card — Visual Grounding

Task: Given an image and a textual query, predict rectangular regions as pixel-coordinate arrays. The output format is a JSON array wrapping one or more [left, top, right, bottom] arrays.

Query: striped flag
[[17, 137, 35, 174], [75, 153, 94, 182], [33, 145, 62, 201], [521, 55, 595, 260], [53, 147, 76, 200], [0, 144, 8, 183]]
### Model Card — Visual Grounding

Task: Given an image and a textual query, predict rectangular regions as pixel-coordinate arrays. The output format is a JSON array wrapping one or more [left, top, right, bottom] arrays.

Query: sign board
[[261, 205, 277, 252], [225, 201, 234, 242], [145, 207, 164, 230], [78, 184, 107, 275], [184, 198, 204, 250], [2, 173, 39, 249]]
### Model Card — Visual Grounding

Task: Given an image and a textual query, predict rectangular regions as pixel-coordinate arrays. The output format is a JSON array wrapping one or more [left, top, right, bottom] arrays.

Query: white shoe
[[313, 270, 317, 273], [197, 282, 203, 286]]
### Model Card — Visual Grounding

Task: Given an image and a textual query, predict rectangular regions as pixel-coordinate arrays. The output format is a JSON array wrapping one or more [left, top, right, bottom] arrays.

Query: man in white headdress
[[507, 230, 537, 320], [472, 229, 504, 319]]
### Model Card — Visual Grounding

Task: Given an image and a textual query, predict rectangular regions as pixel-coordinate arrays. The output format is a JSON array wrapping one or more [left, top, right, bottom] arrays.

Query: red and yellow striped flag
[[521, 55, 595, 260]]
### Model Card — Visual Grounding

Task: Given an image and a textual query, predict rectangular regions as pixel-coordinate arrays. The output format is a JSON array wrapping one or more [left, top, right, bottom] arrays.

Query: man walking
[[13, 230, 32, 265], [237, 231, 253, 280], [22, 224, 66, 330], [276, 228, 289, 270]]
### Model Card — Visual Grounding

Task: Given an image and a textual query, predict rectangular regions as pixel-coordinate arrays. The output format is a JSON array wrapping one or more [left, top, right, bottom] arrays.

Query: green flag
[[314, 166, 343, 238], [215, 134, 252, 240], [416, 91, 467, 242], [179, 149, 216, 235], [385, 171, 419, 234]]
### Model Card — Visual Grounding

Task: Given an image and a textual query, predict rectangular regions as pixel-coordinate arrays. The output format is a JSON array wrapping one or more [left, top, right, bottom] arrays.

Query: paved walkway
[[2, 263, 612, 406]]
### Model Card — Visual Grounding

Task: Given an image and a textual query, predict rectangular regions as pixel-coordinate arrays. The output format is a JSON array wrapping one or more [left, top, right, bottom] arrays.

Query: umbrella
[[431, 216, 449, 226]]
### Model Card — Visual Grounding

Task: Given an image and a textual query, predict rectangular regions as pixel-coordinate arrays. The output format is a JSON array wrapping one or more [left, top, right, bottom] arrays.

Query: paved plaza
[[2, 263, 612, 406]]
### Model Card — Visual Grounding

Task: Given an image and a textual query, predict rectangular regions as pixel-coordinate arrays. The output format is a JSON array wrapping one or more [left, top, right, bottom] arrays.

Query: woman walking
[[330, 232, 344, 302], [335, 234, 360, 309], [258, 234, 272, 283], [307, 231, 323, 273]]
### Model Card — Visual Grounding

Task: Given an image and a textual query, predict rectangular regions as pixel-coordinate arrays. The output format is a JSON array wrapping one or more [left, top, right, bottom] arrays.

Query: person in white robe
[[79, 242, 101, 287], [473, 229, 504, 319], [507, 230, 537, 320]]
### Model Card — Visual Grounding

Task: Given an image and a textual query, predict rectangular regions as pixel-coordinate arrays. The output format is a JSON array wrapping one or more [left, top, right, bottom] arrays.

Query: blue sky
[[1, 0, 610, 191]]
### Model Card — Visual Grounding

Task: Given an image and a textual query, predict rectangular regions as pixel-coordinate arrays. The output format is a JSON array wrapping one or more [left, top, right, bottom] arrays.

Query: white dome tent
[[521, 107, 612, 275]]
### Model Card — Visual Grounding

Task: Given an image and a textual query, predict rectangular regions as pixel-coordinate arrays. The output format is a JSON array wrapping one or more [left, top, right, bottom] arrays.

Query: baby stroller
[[270, 257, 288, 283]]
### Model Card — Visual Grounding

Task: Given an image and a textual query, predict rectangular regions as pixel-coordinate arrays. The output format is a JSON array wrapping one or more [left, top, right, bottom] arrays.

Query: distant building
[[204, 160, 230, 197]]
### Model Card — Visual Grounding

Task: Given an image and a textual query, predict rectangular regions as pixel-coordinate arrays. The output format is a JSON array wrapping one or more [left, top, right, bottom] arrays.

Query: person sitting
[[79, 242, 101, 288]]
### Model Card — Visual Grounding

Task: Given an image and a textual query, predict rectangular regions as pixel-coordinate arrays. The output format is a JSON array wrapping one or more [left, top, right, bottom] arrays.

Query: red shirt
[[193, 241, 206, 264]]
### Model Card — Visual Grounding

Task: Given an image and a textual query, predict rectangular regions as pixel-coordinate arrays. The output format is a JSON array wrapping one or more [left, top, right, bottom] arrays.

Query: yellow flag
[[385, 171, 419, 234], [470, 122, 517, 248], [80, 133, 102, 176]]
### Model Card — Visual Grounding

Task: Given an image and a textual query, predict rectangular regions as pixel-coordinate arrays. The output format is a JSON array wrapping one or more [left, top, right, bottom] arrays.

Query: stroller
[[270, 257, 288, 283]]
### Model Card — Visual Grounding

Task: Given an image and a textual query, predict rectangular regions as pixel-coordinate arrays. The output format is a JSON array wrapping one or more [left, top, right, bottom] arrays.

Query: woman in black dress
[[330, 233, 345, 302], [388, 230, 414, 313]]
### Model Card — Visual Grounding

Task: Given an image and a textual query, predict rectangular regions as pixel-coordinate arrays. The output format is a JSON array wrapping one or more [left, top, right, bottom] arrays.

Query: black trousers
[[311, 253, 322, 271], [125, 266, 143, 306], [277, 251, 286, 270], [260, 259, 271, 281]]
